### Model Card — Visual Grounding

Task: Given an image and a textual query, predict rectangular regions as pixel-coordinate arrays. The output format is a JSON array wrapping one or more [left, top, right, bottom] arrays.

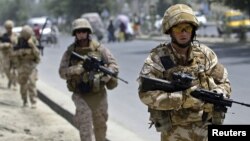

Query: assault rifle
[[37, 17, 50, 56], [13, 38, 30, 50], [140, 72, 195, 93], [0, 34, 11, 43], [71, 51, 128, 84], [14, 37, 44, 52], [190, 89, 250, 112]]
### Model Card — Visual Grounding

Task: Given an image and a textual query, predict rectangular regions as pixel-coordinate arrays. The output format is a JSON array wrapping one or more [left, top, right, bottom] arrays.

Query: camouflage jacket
[[138, 43, 231, 125], [0, 32, 18, 55], [12, 36, 40, 67], [59, 40, 119, 93]]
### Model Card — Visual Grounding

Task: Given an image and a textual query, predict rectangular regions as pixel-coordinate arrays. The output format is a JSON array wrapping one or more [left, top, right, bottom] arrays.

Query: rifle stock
[[140, 73, 194, 93]]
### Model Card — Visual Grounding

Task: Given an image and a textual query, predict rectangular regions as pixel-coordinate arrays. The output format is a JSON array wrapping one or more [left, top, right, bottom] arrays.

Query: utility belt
[[148, 107, 224, 133]]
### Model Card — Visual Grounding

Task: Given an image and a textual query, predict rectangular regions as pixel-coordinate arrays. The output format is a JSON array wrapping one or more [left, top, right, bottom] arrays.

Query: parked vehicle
[[194, 11, 207, 27], [27, 16, 58, 44], [12, 26, 22, 35], [217, 10, 250, 36], [81, 12, 105, 41]]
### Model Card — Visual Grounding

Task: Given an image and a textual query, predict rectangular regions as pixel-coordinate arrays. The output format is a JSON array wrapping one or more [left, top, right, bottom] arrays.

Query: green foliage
[[156, 0, 171, 17], [0, 0, 48, 25], [219, 0, 250, 15], [44, 0, 114, 20]]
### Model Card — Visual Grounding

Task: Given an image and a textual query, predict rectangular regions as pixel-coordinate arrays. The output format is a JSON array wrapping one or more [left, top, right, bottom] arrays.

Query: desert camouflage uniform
[[0, 20, 19, 88], [137, 43, 231, 141], [12, 25, 40, 107], [59, 39, 118, 141]]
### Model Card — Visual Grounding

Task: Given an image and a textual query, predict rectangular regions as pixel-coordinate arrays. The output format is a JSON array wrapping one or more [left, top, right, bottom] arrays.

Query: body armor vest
[[67, 40, 105, 94], [147, 43, 219, 132]]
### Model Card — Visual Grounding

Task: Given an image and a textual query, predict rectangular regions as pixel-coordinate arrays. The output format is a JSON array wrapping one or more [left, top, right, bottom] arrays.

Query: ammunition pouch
[[66, 72, 105, 94], [66, 79, 92, 94], [212, 111, 225, 125], [92, 73, 104, 93], [106, 77, 118, 90], [148, 108, 172, 133]]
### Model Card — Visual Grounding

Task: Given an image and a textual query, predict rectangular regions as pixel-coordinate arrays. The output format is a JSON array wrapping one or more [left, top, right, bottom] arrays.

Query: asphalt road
[[38, 34, 250, 141]]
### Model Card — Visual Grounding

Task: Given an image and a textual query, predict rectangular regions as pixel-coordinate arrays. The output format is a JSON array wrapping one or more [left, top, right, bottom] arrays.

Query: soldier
[[59, 18, 119, 141], [137, 4, 232, 141], [0, 20, 18, 88], [12, 25, 40, 108]]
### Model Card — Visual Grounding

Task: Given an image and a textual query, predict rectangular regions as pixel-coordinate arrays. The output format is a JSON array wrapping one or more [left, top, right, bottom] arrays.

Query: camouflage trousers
[[72, 93, 108, 141], [161, 122, 210, 141], [2, 58, 17, 88], [17, 68, 38, 105]]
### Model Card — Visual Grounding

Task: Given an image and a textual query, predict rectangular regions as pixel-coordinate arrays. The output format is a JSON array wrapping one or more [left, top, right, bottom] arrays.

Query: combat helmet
[[20, 25, 34, 39], [4, 20, 14, 29], [161, 4, 199, 34], [72, 18, 93, 36]]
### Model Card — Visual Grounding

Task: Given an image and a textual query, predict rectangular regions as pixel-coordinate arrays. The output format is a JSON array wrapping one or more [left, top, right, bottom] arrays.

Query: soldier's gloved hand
[[182, 85, 204, 109], [17, 49, 26, 56], [2, 42, 12, 48], [28, 38, 36, 48], [211, 88, 228, 98], [101, 75, 111, 83], [67, 64, 84, 75]]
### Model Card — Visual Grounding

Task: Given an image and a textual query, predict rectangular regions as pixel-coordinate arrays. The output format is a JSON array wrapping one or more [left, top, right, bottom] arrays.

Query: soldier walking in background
[[137, 4, 232, 141], [0, 20, 18, 89], [12, 25, 41, 108], [59, 18, 119, 141]]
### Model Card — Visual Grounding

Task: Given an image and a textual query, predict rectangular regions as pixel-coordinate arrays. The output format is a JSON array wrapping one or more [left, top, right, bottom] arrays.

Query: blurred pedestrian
[[0, 20, 18, 89], [132, 13, 141, 36], [118, 21, 126, 42], [33, 23, 41, 41], [59, 18, 119, 141], [12, 25, 41, 108], [107, 18, 116, 42]]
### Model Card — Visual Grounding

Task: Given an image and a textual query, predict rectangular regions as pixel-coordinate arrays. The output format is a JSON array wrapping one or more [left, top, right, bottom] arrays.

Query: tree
[[218, 0, 250, 16], [44, 0, 114, 21]]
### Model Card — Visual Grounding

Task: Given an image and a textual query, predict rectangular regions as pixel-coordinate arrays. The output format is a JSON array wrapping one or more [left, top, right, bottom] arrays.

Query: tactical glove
[[2, 42, 12, 48], [212, 88, 228, 98], [101, 75, 111, 83], [182, 85, 204, 109], [67, 64, 84, 75]]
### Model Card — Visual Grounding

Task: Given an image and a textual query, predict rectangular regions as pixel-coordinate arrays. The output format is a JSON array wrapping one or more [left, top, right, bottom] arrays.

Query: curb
[[37, 80, 145, 141]]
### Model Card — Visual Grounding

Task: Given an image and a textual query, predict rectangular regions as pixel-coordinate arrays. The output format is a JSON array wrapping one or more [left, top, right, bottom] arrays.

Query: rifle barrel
[[232, 101, 250, 107]]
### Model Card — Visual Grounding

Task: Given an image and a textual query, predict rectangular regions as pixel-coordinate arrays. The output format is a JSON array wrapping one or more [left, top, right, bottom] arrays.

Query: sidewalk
[[136, 34, 234, 43], [0, 76, 80, 141], [37, 80, 146, 141], [0, 76, 145, 141]]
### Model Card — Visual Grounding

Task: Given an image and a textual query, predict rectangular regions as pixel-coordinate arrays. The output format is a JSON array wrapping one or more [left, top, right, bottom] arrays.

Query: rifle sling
[[160, 56, 175, 71]]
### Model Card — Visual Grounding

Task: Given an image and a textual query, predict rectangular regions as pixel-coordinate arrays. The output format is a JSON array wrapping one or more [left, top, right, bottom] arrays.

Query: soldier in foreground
[[0, 20, 18, 88], [12, 25, 41, 108], [59, 18, 119, 141], [137, 4, 232, 141]]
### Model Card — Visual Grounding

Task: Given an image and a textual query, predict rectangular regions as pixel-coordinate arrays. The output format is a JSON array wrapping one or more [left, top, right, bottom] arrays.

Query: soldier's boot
[[23, 100, 28, 107], [8, 80, 11, 89], [30, 98, 37, 109], [31, 102, 37, 109]]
